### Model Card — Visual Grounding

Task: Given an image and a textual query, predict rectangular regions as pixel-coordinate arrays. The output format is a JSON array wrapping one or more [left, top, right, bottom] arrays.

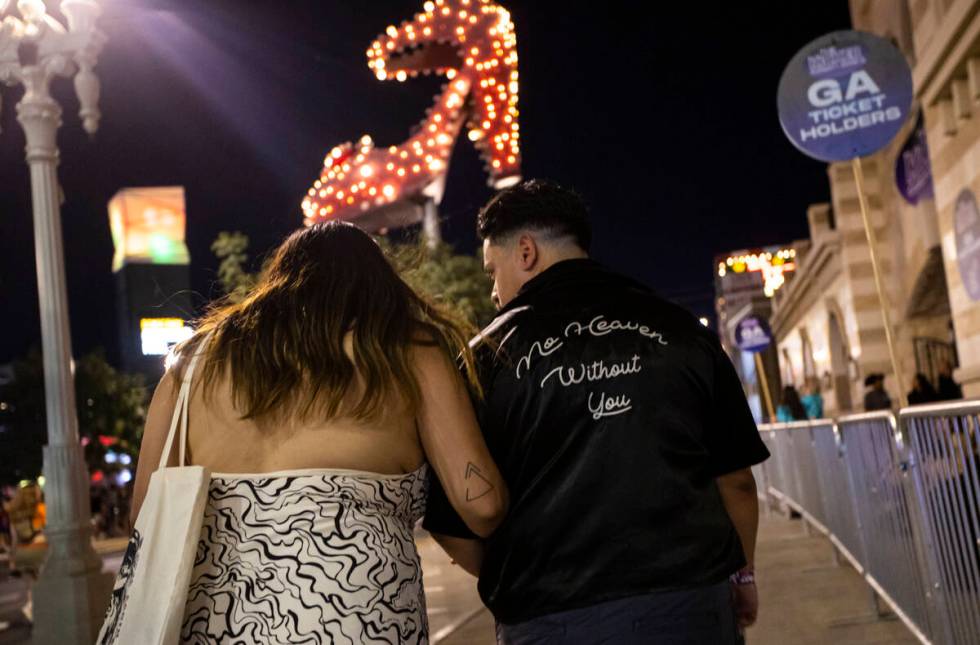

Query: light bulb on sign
[[303, 0, 521, 225]]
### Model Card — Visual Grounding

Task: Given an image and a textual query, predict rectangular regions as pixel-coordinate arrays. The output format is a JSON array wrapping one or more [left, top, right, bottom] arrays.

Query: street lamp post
[[0, 1, 112, 642]]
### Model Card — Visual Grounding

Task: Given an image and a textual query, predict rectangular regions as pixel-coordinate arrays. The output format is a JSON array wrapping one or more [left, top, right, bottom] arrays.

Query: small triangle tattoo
[[465, 462, 494, 502]]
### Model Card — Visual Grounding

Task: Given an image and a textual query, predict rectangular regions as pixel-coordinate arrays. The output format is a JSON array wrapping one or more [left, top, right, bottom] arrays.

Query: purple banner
[[896, 113, 934, 205], [734, 316, 772, 354]]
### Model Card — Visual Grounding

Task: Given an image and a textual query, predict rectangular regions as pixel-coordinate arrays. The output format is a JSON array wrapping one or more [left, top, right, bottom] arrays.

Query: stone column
[[16, 63, 112, 645]]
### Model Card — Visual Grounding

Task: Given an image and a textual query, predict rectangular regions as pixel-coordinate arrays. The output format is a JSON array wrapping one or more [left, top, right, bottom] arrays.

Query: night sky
[[0, 0, 851, 365]]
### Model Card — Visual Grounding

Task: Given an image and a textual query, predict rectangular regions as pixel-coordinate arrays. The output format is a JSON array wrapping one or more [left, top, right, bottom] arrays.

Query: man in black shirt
[[425, 180, 770, 644], [936, 362, 963, 401], [863, 373, 893, 411]]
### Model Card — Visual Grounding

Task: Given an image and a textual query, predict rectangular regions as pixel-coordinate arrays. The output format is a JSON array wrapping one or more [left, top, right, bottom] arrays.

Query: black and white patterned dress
[[180, 464, 429, 644]]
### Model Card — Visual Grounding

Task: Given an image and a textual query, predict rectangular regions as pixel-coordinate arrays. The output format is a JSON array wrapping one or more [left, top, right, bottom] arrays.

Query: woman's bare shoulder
[[409, 335, 454, 375], [151, 367, 181, 406]]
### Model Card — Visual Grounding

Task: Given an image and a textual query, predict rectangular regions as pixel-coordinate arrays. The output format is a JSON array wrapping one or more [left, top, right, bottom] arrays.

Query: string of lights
[[717, 249, 797, 298], [302, 0, 521, 228]]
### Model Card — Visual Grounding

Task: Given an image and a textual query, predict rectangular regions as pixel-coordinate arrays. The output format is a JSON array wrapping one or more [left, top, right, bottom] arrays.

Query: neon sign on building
[[718, 248, 797, 297], [108, 187, 190, 272], [302, 0, 521, 229], [140, 318, 193, 356]]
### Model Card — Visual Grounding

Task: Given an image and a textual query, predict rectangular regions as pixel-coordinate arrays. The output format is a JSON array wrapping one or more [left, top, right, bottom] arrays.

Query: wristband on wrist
[[729, 568, 755, 585]]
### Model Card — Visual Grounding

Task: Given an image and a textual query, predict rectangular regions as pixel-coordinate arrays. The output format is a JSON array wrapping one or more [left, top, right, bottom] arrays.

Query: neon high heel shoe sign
[[302, 0, 521, 231]]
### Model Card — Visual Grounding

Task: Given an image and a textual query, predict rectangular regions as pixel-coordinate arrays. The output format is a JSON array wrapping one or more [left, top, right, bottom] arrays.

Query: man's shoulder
[[474, 272, 715, 342], [472, 304, 534, 343], [561, 268, 705, 329], [469, 304, 538, 373]]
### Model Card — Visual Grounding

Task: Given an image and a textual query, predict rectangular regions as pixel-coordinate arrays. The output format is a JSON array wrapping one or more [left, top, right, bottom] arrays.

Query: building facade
[[769, 1, 962, 413], [898, 0, 980, 397]]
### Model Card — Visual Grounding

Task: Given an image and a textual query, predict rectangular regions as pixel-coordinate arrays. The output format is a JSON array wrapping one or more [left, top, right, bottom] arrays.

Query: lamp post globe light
[[0, 1, 112, 642]]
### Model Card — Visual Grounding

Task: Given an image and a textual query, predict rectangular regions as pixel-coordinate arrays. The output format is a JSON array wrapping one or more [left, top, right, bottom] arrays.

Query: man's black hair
[[476, 179, 592, 252]]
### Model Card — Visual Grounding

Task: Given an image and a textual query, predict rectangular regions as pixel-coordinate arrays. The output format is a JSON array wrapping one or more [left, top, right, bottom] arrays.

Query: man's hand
[[731, 580, 758, 630], [431, 533, 484, 577]]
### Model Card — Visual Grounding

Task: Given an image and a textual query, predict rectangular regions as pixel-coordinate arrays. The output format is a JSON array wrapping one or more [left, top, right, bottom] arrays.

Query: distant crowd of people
[[864, 362, 962, 411], [90, 483, 133, 539], [1, 482, 45, 579], [906, 366, 963, 405], [775, 363, 963, 421], [1, 482, 44, 555], [776, 380, 824, 422], [1, 479, 132, 579]]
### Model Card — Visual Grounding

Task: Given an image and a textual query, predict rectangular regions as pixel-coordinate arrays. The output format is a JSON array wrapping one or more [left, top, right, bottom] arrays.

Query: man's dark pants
[[495, 582, 741, 645]]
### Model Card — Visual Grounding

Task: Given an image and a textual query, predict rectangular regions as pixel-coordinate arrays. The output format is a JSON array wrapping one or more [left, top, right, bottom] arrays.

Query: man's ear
[[516, 234, 538, 271]]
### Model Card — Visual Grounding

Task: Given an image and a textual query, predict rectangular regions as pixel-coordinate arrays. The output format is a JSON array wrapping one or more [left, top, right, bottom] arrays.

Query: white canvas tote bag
[[96, 339, 211, 645]]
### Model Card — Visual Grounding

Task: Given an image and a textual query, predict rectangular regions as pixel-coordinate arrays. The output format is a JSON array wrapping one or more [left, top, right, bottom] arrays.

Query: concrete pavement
[[434, 514, 920, 644], [416, 531, 486, 642], [0, 532, 486, 645], [0, 517, 920, 644], [749, 514, 917, 644]]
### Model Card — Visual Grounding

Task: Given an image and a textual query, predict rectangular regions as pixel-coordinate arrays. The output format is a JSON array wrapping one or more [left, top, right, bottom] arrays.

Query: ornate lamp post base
[[32, 444, 113, 643]]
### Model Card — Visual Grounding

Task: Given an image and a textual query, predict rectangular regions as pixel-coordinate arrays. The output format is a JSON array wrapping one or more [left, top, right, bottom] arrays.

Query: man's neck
[[531, 247, 589, 280]]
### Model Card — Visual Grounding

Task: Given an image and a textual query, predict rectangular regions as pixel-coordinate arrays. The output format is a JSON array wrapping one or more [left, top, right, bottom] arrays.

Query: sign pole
[[754, 351, 777, 422], [778, 30, 913, 408], [851, 156, 909, 409]]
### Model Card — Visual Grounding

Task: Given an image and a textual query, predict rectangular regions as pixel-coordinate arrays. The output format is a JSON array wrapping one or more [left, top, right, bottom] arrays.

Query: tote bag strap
[[157, 333, 211, 472]]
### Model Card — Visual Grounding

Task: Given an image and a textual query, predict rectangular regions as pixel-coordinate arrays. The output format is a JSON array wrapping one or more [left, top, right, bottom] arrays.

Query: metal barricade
[[775, 422, 803, 506], [761, 422, 802, 506], [837, 412, 934, 642], [810, 421, 866, 566], [903, 402, 980, 645], [787, 422, 828, 527], [760, 421, 828, 529], [758, 425, 783, 499], [761, 404, 980, 643]]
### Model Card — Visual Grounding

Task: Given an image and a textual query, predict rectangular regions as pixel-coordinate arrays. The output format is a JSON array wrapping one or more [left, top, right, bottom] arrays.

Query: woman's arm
[[415, 345, 508, 538], [130, 371, 180, 525]]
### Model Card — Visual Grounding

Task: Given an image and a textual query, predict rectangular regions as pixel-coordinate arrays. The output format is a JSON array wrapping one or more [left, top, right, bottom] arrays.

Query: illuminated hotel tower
[[108, 187, 193, 382]]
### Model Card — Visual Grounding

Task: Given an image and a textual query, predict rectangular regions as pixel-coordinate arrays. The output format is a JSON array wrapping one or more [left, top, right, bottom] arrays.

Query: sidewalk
[[2, 518, 920, 644], [436, 514, 921, 644], [749, 513, 917, 644], [1, 534, 482, 645], [0, 536, 130, 645], [0, 536, 128, 568]]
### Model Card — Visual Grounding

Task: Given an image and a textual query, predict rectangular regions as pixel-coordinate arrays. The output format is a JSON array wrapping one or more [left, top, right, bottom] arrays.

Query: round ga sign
[[735, 316, 772, 353], [955, 189, 980, 301], [777, 30, 913, 162]]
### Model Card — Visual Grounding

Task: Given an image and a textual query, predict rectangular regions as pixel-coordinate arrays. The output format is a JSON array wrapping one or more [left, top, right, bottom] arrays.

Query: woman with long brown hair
[[129, 221, 507, 643]]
